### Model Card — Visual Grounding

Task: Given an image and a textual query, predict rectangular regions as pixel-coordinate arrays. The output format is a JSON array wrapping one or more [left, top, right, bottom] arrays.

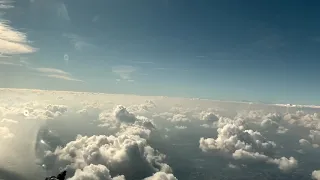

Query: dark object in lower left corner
[[45, 170, 67, 180]]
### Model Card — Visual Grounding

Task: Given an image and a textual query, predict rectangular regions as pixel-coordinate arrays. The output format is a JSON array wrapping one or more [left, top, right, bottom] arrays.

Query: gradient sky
[[1, 0, 320, 105]]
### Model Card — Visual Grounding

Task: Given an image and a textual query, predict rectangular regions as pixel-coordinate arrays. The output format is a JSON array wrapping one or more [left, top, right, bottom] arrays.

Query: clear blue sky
[[1, 0, 320, 105]]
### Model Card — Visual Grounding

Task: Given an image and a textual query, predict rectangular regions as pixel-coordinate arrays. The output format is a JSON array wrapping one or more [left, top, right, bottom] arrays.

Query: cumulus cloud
[[277, 126, 288, 134], [128, 100, 156, 115], [68, 164, 125, 180], [199, 113, 298, 172], [144, 172, 177, 180], [284, 111, 320, 129], [35, 102, 172, 179], [168, 114, 190, 123], [43, 133, 171, 179], [267, 157, 298, 172], [199, 111, 219, 123], [299, 139, 311, 147], [227, 163, 238, 169], [312, 170, 320, 180], [2, 88, 320, 179], [0, 103, 68, 120], [98, 105, 138, 128]]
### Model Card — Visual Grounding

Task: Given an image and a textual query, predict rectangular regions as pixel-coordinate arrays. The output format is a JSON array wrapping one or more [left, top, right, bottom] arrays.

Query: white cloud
[[0, 126, 14, 138], [43, 133, 172, 179], [168, 114, 190, 123], [144, 172, 177, 180], [1, 88, 319, 179], [0, 0, 14, 9], [33, 67, 83, 82], [227, 163, 238, 169], [45, 74, 83, 82], [0, 60, 23, 66], [267, 157, 298, 172], [0, 20, 37, 55], [283, 111, 320, 129], [68, 164, 125, 180], [34, 68, 70, 75], [312, 170, 320, 180], [299, 139, 311, 147], [199, 112, 298, 172], [174, 125, 187, 130], [1, 118, 18, 124], [277, 126, 288, 134], [199, 111, 219, 123]]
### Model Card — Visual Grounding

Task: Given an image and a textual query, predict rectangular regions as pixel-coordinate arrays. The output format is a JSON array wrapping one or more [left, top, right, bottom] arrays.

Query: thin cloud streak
[[34, 68, 70, 75], [44, 74, 83, 82]]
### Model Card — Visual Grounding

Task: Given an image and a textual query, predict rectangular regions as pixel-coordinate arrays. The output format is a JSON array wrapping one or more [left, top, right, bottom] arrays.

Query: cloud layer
[[1, 89, 320, 179]]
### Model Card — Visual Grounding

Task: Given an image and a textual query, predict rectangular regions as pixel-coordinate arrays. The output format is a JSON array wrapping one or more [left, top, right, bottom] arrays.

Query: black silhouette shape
[[45, 170, 67, 180]]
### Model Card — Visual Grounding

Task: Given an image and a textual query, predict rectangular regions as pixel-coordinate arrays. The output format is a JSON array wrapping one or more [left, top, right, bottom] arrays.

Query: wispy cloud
[[0, 3, 13, 9], [0, 60, 22, 66], [0, 1, 37, 55], [56, 2, 70, 21], [63, 33, 96, 51], [112, 65, 137, 81], [34, 68, 70, 76], [44, 74, 83, 82], [33, 67, 83, 82]]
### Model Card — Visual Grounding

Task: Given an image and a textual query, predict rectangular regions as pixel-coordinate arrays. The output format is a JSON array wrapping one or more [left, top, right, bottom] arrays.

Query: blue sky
[[1, 0, 320, 105]]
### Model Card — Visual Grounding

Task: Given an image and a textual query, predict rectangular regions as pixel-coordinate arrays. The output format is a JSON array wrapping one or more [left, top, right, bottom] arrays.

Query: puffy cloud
[[232, 149, 269, 161], [312, 170, 320, 180], [277, 126, 288, 134], [68, 164, 125, 180], [309, 130, 320, 145], [284, 111, 320, 129], [23, 104, 68, 120], [232, 149, 298, 172], [199, 124, 276, 154], [199, 111, 219, 123], [43, 126, 171, 179], [168, 114, 190, 123], [227, 163, 238, 169], [128, 100, 156, 114], [0, 126, 14, 139], [261, 118, 279, 129], [114, 105, 137, 123], [144, 172, 177, 180], [267, 157, 298, 172], [199, 113, 298, 172], [299, 139, 311, 147], [98, 105, 155, 131]]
